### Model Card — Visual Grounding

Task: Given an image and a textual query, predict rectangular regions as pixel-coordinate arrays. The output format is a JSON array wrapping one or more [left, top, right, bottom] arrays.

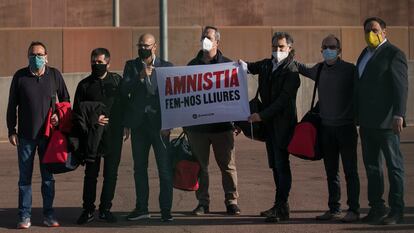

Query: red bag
[[287, 111, 322, 160], [173, 160, 200, 191], [42, 130, 79, 173]]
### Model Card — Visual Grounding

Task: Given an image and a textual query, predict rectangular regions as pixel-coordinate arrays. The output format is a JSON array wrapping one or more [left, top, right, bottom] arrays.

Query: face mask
[[201, 37, 213, 52], [322, 49, 338, 61], [29, 55, 46, 70], [365, 31, 383, 48], [274, 50, 289, 62], [138, 48, 152, 59], [91, 63, 107, 77]]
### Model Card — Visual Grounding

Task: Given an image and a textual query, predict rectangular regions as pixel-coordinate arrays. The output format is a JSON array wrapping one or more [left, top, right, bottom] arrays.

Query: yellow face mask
[[365, 31, 383, 48]]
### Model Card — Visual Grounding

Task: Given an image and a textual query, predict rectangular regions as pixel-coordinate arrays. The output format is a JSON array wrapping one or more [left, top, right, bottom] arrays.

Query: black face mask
[[91, 63, 107, 77], [138, 48, 152, 59]]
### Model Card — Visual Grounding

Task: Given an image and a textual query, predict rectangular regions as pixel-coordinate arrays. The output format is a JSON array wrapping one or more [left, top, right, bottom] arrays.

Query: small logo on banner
[[192, 113, 215, 119]]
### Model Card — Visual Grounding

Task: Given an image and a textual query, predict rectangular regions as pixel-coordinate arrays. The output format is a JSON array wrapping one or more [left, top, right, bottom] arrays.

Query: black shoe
[[265, 203, 290, 222], [161, 211, 173, 222], [226, 204, 241, 215], [260, 206, 276, 217], [99, 209, 117, 223], [126, 209, 151, 221], [361, 208, 388, 223], [380, 211, 404, 225], [192, 204, 209, 216], [77, 210, 95, 225]]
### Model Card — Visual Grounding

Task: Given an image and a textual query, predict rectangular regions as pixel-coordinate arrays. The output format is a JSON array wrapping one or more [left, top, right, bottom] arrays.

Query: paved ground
[[0, 127, 414, 233]]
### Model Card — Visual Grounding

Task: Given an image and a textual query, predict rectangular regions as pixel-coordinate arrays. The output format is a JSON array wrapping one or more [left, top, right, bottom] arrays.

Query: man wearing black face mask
[[121, 33, 174, 222], [74, 48, 124, 224]]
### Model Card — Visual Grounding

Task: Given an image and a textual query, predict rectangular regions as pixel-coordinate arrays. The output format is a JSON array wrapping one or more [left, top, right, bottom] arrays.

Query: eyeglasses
[[29, 53, 46, 57], [321, 45, 338, 50], [137, 43, 155, 49]]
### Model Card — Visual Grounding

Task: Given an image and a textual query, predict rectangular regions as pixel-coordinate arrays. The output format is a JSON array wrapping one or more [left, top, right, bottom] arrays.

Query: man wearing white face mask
[[295, 35, 360, 223], [185, 26, 241, 216], [241, 32, 300, 222]]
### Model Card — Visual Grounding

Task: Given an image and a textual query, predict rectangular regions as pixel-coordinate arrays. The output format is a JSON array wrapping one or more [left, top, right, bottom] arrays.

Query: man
[[74, 48, 124, 224], [356, 17, 408, 225], [244, 32, 300, 222], [295, 35, 360, 222], [121, 33, 174, 222], [185, 26, 241, 216], [7, 41, 70, 229]]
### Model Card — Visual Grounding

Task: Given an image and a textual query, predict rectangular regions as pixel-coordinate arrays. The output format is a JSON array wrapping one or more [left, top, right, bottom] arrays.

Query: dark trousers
[[321, 124, 360, 213], [82, 126, 123, 212], [131, 126, 173, 213], [360, 127, 405, 214], [265, 127, 291, 205]]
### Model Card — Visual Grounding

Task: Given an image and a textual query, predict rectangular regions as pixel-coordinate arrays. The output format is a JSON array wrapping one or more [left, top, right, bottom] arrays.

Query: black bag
[[169, 132, 200, 191], [234, 85, 266, 142], [288, 63, 323, 160]]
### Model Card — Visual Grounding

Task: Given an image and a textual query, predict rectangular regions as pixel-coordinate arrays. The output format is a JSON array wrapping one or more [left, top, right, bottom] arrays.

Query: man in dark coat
[[356, 17, 408, 225], [245, 32, 300, 222]]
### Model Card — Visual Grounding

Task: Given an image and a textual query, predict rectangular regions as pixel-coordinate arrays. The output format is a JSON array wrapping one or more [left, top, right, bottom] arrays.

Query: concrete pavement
[[0, 128, 413, 233]]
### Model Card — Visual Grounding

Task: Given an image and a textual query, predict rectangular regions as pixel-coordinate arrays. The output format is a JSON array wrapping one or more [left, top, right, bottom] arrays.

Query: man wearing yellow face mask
[[356, 17, 408, 225]]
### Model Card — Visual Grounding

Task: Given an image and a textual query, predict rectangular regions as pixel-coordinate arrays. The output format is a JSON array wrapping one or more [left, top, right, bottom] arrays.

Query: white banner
[[156, 62, 250, 129]]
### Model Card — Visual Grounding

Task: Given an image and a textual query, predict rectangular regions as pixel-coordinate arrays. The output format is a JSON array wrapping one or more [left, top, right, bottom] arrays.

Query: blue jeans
[[17, 137, 55, 219]]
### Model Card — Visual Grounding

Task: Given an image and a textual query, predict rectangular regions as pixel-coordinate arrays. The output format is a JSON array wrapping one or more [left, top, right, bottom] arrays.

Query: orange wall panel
[[219, 26, 272, 62], [0, 29, 63, 76], [410, 27, 414, 60], [63, 28, 132, 73], [120, 0, 159, 26], [66, 0, 113, 27], [31, 0, 66, 27], [0, 0, 30, 27], [360, 0, 409, 26]]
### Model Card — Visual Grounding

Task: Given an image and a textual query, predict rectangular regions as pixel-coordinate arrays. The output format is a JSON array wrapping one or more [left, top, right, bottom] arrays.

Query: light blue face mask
[[29, 55, 46, 70], [322, 49, 338, 61]]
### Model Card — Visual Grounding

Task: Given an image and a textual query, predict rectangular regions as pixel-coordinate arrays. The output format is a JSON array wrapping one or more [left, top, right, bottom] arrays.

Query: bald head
[[139, 33, 156, 45], [137, 33, 157, 60], [321, 34, 341, 50]]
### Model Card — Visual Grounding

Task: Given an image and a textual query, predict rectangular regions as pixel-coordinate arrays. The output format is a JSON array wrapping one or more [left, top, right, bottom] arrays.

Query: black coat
[[247, 56, 301, 148], [120, 57, 173, 129], [356, 41, 408, 129]]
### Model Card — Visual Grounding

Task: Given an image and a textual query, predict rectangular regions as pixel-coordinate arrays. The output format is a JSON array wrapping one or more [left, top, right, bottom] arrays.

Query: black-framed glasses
[[137, 43, 155, 49], [321, 45, 338, 50], [29, 53, 46, 57]]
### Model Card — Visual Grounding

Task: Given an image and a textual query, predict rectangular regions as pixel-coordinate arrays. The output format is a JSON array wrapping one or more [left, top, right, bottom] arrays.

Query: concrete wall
[[0, 26, 413, 77], [1, 62, 413, 139], [1, 0, 414, 27]]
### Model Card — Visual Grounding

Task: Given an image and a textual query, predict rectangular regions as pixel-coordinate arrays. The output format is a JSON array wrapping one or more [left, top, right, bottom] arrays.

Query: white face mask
[[201, 37, 213, 52], [273, 51, 289, 62]]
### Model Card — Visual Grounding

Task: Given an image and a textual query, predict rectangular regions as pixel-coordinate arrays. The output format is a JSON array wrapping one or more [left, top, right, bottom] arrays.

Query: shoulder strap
[[49, 68, 57, 111], [310, 62, 324, 110]]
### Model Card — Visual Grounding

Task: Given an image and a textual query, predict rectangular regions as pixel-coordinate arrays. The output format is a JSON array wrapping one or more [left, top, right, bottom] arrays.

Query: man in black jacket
[[121, 33, 174, 222], [7, 41, 70, 229], [186, 26, 241, 216], [356, 17, 408, 225], [74, 48, 124, 224], [245, 32, 300, 222]]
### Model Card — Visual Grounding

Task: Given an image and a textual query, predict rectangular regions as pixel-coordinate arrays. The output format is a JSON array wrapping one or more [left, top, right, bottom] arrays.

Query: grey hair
[[272, 32, 294, 46], [202, 26, 221, 41]]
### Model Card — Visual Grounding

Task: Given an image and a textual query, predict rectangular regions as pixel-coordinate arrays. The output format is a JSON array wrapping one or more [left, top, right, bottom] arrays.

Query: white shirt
[[357, 38, 387, 78]]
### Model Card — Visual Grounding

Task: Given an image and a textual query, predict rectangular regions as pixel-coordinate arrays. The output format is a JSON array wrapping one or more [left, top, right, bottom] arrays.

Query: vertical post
[[160, 0, 168, 60], [113, 0, 120, 27]]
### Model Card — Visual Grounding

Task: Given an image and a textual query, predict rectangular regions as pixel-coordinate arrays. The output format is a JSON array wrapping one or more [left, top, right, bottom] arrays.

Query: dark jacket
[[185, 50, 234, 133], [247, 55, 301, 148], [121, 57, 173, 130], [356, 41, 408, 129], [7, 66, 70, 139]]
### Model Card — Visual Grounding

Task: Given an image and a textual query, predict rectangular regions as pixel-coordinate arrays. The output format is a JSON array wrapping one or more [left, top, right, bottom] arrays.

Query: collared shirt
[[358, 38, 387, 78]]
